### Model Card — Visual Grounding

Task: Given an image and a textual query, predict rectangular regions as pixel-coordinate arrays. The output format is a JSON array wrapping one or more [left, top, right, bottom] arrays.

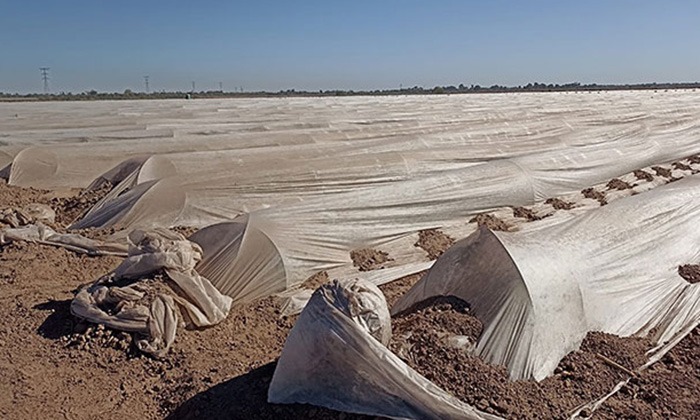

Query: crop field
[[1, 91, 699, 419]]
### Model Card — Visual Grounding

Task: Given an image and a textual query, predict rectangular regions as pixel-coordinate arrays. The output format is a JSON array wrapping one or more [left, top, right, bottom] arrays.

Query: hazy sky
[[2, 0, 699, 93]]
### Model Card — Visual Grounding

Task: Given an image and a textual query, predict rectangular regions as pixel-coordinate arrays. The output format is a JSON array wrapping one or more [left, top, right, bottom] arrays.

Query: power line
[[144, 75, 150, 93], [39, 67, 50, 93]]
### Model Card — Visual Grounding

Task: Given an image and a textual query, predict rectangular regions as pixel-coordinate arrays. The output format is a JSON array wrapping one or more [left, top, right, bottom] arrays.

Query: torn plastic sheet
[[69, 229, 232, 357]]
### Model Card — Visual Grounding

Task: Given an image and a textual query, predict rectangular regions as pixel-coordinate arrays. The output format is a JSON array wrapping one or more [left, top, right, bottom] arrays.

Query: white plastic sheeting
[[268, 279, 501, 420], [4, 91, 700, 191], [0, 223, 128, 256], [169, 133, 700, 304], [70, 229, 232, 357], [269, 177, 700, 419], [392, 175, 700, 381]]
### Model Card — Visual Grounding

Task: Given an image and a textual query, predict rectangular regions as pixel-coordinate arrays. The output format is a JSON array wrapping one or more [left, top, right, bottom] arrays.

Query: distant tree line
[[2, 81, 700, 101]]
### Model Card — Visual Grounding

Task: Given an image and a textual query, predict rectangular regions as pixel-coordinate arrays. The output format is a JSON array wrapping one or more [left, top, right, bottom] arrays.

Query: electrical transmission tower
[[219, 81, 223, 92], [39, 67, 50, 93], [144, 75, 150, 93]]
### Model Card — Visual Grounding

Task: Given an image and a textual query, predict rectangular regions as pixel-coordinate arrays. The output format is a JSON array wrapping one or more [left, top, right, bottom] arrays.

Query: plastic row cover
[[392, 175, 700, 380], [179, 133, 700, 304], [269, 279, 502, 420], [269, 177, 700, 419]]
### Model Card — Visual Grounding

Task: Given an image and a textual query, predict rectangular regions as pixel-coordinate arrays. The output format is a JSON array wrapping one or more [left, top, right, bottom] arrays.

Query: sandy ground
[[1, 158, 699, 419]]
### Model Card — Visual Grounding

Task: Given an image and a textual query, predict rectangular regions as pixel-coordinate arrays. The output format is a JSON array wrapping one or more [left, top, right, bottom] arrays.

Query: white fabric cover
[[269, 279, 501, 420], [392, 176, 700, 380], [70, 229, 232, 357], [0, 223, 127, 256]]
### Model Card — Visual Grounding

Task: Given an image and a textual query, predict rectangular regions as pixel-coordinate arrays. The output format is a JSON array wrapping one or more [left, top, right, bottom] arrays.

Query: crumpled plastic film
[[70, 228, 232, 356], [268, 279, 502, 420]]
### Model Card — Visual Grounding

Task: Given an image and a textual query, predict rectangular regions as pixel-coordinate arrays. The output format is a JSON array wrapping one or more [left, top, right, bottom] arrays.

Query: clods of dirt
[[651, 166, 673, 179], [171, 226, 199, 238], [633, 169, 654, 182], [469, 213, 511, 231], [350, 248, 393, 271], [673, 161, 692, 171], [582, 188, 608, 205], [545, 197, 575, 210], [389, 297, 655, 420], [678, 264, 700, 284], [594, 327, 700, 420], [687, 155, 700, 164], [512, 206, 543, 222], [53, 182, 114, 225], [414, 229, 455, 260], [606, 178, 633, 191], [301, 271, 329, 290]]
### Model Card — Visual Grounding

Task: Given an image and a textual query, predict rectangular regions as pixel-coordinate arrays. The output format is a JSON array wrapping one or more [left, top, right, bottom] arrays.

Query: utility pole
[[144, 75, 150, 93], [39, 67, 50, 93]]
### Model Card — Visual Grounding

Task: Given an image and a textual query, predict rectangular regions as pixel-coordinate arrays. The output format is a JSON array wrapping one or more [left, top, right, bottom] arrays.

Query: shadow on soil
[[35, 299, 74, 339], [166, 362, 379, 420]]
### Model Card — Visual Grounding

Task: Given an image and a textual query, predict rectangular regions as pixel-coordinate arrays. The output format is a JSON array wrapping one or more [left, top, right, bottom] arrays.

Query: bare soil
[[545, 197, 575, 210], [52, 182, 114, 225], [582, 187, 608, 205], [678, 264, 700, 284], [2, 174, 700, 420], [512, 206, 544, 221], [414, 229, 455, 260], [469, 213, 511, 231], [301, 270, 329, 290], [633, 169, 654, 182], [593, 328, 700, 420], [651, 166, 673, 179], [350, 248, 393, 271], [606, 178, 633, 191], [672, 161, 692, 171], [390, 298, 655, 420]]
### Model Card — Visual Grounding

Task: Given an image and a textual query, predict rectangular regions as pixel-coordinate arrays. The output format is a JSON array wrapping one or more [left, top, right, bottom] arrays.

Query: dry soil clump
[[350, 248, 393, 271], [678, 264, 700, 284], [512, 206, 543, 222], [414, 229, 455, 260], [606, 178, 633, 191], [582, 187, 608, 205], [469, 213, 511, 231], [545, 197, 575, 210], [633, 169, 654, 182]]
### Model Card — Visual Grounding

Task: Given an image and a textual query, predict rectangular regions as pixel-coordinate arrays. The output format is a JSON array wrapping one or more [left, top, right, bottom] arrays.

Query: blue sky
[[1, 1, 699, 93]]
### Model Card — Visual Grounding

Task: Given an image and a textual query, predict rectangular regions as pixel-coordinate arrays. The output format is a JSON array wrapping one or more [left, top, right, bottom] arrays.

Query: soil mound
[[582, 187, 608, 205], [512, 206, 543, 221], [678, 264, 700, 284], [414, 229, 455, 260], [301, 271, 329, 290], [545, 197, 575, 210], [53, 182, 113, 225], [389, 298, 655, 419], [469, 213, 511, 231], [651, 166, 673, 179], [350, 248, 393, 271], [673, 161, 692, 171], [633, 169, 654, 182], [606, 178, 633, 191]]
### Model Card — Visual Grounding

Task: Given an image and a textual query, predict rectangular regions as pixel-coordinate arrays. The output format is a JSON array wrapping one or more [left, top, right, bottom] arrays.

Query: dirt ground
[[2, 167, 700, 419]]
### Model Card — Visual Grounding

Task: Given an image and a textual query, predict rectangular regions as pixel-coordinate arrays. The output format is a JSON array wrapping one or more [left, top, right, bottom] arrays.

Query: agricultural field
[[1, 91, 699, 419]]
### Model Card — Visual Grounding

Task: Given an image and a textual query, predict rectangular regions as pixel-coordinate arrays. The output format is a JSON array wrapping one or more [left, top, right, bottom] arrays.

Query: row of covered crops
[[2, 90, 700, 418]]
